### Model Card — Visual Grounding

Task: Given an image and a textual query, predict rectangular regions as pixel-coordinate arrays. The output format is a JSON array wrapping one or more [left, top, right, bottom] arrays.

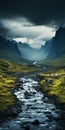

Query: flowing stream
[[0, 75, 60, 130]]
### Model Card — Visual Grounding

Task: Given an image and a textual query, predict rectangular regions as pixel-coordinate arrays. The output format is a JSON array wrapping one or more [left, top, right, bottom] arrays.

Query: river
[[0, 74, 61, 130]]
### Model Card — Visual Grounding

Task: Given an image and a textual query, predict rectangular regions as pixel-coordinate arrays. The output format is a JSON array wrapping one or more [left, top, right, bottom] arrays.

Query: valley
[[0, 26, 65, 130], [0, 1, 65, 129], [0, 59, 65, 130]]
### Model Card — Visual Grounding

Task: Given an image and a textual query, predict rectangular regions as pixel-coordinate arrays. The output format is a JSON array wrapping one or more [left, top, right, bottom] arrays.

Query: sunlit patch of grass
[[39, 70, 65, 103], [49, 76, 65, 103], [0, 92, 16, 110], [0, 74, 17, 110]]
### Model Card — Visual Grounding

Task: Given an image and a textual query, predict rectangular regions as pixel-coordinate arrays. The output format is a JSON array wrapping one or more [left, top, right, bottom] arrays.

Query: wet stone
[[20, 123, 30, 130], [44, 111, 51, 115], [31, 120, 40, 125]]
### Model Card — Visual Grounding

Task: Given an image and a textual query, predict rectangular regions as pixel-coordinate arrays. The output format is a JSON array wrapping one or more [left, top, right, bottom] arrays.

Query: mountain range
[[0, 26, 65, 66]]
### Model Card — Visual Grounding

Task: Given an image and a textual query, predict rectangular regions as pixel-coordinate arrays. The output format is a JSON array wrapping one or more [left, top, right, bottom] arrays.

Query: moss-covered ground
[[39, 68, 65, 104]]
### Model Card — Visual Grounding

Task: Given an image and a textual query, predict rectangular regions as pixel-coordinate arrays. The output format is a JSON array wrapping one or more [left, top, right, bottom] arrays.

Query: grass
[[0, 59, 17, 110], [39, 69, 65, 103], [0, 59, 39, 111], [0, 73, 17, 110], [40, 54, 65, 67]]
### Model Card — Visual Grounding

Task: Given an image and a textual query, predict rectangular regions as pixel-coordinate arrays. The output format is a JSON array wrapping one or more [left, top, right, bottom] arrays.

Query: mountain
[[45, 27, 65, 66], [17, 42, 50, 61], [47, 27, 65, 59], [0, 35, 22, 62], [0, 35, 51, 63], [40, 39, 52, 56]]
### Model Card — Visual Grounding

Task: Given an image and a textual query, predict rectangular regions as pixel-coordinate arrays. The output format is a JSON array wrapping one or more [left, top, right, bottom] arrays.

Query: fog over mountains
[[17, 42, 51, 61], [0, 26, 65, 63], [17, 26, 65, 62]]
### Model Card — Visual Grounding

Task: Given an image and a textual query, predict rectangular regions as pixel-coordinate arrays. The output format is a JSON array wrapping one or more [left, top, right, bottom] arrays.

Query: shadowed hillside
[[0, 36, 22, 62]]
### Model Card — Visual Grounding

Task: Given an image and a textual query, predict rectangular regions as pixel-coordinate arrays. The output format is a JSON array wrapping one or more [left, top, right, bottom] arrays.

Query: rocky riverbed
[[0, 74, 64, 130]]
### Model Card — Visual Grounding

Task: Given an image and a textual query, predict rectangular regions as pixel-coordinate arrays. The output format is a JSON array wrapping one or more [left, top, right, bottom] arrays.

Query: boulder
[[32, 119, 40, 125]]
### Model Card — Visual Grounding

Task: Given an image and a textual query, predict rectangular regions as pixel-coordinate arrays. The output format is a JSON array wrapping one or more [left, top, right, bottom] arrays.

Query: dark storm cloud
[[0, 0, 65, 26], [0, 0, 65, 48]]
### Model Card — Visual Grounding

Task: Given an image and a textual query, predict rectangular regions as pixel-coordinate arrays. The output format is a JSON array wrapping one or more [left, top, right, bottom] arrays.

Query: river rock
[[24, 125, 30, 130], [24, 91, 32, 99], [31, 119, 40, 125], [20, 123, 30, 130], [44, 111, 51, 115]]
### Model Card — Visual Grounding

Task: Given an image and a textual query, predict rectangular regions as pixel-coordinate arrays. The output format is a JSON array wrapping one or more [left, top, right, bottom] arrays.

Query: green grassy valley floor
[[0, 59, 39, 111], [39, 68, 65, 104]]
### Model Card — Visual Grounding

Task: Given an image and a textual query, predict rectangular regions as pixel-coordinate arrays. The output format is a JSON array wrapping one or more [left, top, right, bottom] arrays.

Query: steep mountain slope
[[0, 36, 22, 62], [48, 27, 65, 59], [44, 27, 65, 66], [40, 39, 52, 55]]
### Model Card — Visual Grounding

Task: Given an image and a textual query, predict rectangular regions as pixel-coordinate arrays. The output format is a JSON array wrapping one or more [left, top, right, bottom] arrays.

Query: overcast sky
[[0, 0, 65, 48]]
